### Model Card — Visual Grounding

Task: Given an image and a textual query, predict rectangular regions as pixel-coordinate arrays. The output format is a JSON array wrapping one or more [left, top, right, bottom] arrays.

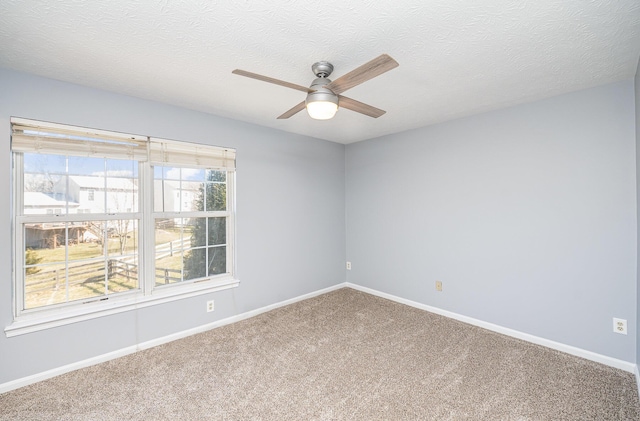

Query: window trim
[[6, 118, 239, 337], [5, 277, 240, 337]]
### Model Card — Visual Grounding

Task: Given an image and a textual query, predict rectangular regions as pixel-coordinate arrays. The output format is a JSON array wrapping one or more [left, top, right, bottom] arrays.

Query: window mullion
[[18, 213, 142, 224], [141, 160, 154, 296], [152, 211, 229, 219], [227, 171, 236, 277], [14, 153, 25, 317]]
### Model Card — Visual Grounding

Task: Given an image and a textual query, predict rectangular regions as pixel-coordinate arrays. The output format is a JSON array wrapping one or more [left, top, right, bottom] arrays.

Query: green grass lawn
[[23, 226, 188, 309], [31, 238, 138, 263], [29, 227, 186, 265], [24, 260, 138, 309]]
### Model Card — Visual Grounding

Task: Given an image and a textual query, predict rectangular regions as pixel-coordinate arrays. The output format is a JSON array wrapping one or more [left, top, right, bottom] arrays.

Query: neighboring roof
[[24, 192, 79, 207], [68, 176, 137, 190], [161, 180, 203, 193]]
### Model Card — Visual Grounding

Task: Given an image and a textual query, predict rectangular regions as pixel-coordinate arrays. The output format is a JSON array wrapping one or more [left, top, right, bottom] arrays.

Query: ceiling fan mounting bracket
[[312, 61, 334, 78]]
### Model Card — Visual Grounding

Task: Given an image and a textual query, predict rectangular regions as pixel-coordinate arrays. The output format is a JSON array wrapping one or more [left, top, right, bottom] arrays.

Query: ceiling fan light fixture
[[305, 78, 339, 120], [232, 54, 398, 120], [306, 97, 338, 120]]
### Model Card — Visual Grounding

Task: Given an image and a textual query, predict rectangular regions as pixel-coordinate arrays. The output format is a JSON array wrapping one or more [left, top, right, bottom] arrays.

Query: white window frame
[[6, 118, 239, 337]]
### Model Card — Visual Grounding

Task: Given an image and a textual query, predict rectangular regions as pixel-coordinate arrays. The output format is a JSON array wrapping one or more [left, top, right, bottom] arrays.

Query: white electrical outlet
[[435, 281, 443, 292], [613, 318, 627, 335], [207, 300, 214, 312], [346, 261, 352, 270]]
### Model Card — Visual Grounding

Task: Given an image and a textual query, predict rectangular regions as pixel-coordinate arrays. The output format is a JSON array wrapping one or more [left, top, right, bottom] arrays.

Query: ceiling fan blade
[[338, 96, 386, 118], [277, 101, 306, 119], [326, 54, 399, 95], [232, 69, 312, 93]]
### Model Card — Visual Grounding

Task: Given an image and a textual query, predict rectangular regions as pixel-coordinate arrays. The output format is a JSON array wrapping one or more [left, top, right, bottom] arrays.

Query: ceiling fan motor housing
[[306, 77, 338, 107]]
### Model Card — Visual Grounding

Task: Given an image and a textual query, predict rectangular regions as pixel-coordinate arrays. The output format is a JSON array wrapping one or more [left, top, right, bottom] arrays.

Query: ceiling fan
[[232, 54, 399, 120]]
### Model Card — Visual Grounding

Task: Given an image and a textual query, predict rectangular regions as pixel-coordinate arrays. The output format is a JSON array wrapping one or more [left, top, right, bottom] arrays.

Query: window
[[153, 166, 229, 285], [8, 118, 237, 335]]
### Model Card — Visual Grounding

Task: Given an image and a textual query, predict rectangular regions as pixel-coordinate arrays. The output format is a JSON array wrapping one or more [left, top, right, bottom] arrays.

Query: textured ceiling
[[1, 1, 639, 144]]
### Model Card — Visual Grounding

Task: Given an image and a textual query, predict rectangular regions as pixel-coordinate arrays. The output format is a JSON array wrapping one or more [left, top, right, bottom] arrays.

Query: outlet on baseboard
[[613, 318, 627, 335], [346, 261, 352, 270], [207, 300, 214, 313]]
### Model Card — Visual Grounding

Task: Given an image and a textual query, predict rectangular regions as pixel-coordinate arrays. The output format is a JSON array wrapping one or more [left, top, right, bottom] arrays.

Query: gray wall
[[346, 81, 637, 362], [1, 66, 638, 386], [0, 68, 346, 384]]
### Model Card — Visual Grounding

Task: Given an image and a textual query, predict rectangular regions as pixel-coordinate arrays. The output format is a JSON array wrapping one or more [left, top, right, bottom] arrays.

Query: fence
[[24, 238, 190, 308], [155, 267, 182, 285], [26, 259, 184, 294], [25, 259, 138, 295]]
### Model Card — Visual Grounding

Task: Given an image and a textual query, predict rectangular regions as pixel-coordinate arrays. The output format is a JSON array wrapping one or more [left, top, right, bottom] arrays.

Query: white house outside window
[[7, 118, 237, 336]]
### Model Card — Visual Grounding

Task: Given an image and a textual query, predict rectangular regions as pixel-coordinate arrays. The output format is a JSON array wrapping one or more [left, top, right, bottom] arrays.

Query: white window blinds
[[11, 118, 148, 161], [149, 138, 236, 169], [10, 117, 236, 169]]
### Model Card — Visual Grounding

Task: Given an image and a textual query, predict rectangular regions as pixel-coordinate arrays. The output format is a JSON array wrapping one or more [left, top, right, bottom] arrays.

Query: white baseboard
[[346, 282, 637, 374], [2, 281, 637, 394], [0, 282, 346, 394]]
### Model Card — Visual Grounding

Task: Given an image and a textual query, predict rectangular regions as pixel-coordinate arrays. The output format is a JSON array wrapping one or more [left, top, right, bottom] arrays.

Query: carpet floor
[[1, 287, 639, 420]]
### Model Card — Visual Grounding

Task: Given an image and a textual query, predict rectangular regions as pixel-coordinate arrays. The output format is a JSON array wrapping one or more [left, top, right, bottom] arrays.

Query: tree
[[85, 222, 106, 254], [112, 219, 132, 255], [109, 185, 137, 255], [183, 171, 227, 280], [25, 248, 42, 275]]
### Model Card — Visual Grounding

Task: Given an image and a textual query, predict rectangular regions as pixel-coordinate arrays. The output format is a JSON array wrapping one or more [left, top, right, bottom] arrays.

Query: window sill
[[4, 278, 240, 338]]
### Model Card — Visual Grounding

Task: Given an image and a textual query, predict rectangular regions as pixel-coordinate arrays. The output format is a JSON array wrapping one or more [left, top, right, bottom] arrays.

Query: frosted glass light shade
[[306, 101, 338, 120]]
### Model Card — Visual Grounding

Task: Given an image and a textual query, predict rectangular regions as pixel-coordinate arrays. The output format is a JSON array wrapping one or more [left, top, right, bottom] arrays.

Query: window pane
[[154, 179, 181, 213], [23, 219, 140, 310], [153, 179, 164, 212], [163, 167, 181, 180], [155, 252, 183, 286], [208, 217, 226, 245], [208, 246, 226, 276], [69, 222, 104, 261], [106, 177, 137, 213], [106, 158, 138, 178], [181, 181, 204, 212], [107, 256, 138, 295], [24, 153, 65, 175], [183, 168, 205, 181], [155, 218, 190, 287], [184, 217, 206, 248], [183, 248, 206, 281], [73, 220, 106, 259], [72, 175, 105, 213], [106, 220, 138, 257], [69, 262, 107, 302], [205, 183, 226, 211], [206, 170, 226, 182], [24, 259, 109, 309], [24, 263, 66, 310], [24, 153, 68, 215], [155, 218, 182, 246], [68, 156, 104, 175]]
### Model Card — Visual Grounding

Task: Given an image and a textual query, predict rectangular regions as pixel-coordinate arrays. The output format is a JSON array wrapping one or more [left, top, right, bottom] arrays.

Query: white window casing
[[7, 117, 238, 337]]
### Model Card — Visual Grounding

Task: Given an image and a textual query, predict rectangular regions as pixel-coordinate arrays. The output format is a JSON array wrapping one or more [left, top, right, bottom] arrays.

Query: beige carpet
[[1, 288, 639, 420]]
